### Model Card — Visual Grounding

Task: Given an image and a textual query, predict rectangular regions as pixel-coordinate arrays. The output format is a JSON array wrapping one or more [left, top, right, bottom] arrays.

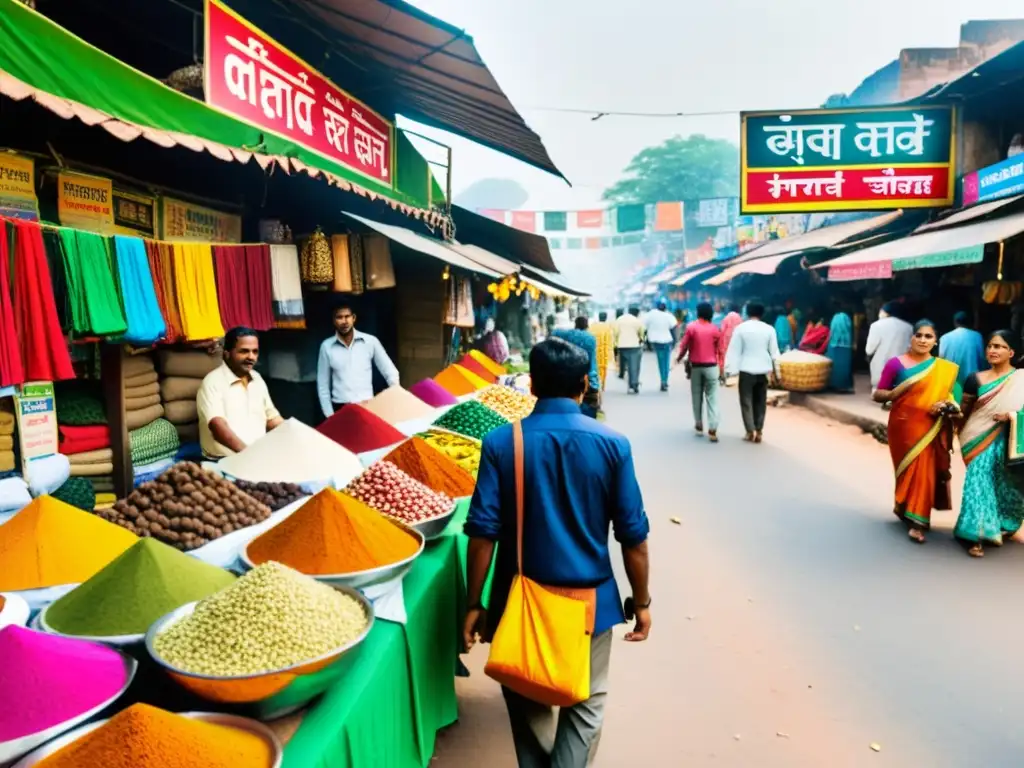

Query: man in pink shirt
[[676, 302, 722, 442]]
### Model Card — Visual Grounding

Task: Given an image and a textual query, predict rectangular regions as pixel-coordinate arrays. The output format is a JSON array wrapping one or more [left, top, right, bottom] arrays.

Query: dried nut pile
[[476, 386, 536, 421], [416, 430, 481, 477], [96, 462, 271, 551], [345, 461, 453, 524], [153, 562, 368, 676], [432, 401, 508, 440], [231, 479, 305, 511]]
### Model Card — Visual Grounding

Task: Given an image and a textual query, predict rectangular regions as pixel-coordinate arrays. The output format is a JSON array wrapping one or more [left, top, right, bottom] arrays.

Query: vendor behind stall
[[317, 304, 399, 417], [197, 327, 283, 459]]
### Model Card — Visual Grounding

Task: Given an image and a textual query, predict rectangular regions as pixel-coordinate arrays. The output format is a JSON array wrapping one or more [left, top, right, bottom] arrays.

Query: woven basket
[[778, 359, 832, 392]]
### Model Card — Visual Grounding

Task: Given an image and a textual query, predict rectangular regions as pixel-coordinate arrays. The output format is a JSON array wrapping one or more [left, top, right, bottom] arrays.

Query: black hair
[[657, 301, 667, 311], [628, 305, 640, 317], [598, 311, 608, 322], [575, 315, 589, 330], [913, 319, 936, 334], [953, 311, 969, 327], [224, 326, 258, 351], [334, 304, 355, 317], [696, 302, 714, 321], [746, 302, 765, 319], [529, 338, 590, 399], [987, 329, 1016, 350], [615, 308, 624, 318], [728, 302, 741, 313]]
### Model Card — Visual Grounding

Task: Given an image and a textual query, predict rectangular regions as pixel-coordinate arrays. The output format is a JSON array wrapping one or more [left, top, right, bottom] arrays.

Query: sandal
[[708, 431, 718, 443], [753, 432, 763, 443], [743, 432, 754, 442], [968, 544, 985, 558], [908, 529, 926, 544]]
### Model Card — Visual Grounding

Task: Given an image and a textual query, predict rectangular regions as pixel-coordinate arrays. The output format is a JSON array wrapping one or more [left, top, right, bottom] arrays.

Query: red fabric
[[245, 245, 274, 331], [58, 424, 111, 454], [213, 245, 252, 329], [316, 403, 405, 453], [0, 221, 25, 387], [12, 220, 75, 382], [677, 320, 720, 365], [799, 324, 830, 355]]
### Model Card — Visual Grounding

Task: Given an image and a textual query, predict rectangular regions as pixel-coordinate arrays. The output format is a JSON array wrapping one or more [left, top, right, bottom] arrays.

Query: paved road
[[435, 354, 1024, 767]]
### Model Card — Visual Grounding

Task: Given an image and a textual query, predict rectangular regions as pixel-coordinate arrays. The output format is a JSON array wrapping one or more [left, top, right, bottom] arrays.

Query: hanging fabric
[[40, 230, 71, 333], [12, 220, 75, 382], [300, 228, 333, 284], [213, 245, 251, 329], [244, 244, 274, 331], [443, 276, 474, 328], [114, 236, 166, 345], [330, 234, 353, 292], [348, 234, 365, 295], [58, 229, 127, 336], [269, 244, 306, 329], [0, 221, 24, 387], [172, 243, 225, 341], [363, 234, 396, 290], [145, 240, 184, 343]]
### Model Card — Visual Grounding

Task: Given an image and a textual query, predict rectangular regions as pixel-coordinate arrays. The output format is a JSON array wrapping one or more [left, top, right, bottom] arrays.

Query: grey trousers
[[690, 364, 720, 431], [502, 629, 613, 768], [739, 372, 769, 433], [619, 348, 641, 390]]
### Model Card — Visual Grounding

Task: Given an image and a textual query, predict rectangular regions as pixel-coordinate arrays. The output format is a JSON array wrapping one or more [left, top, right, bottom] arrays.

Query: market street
[[435, 354, 1024, 768]]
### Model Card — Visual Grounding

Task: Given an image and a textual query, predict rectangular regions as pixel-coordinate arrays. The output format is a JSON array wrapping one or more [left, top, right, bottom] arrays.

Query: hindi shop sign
[[15, 382, 58, 473], [962, 155, 1024, 206], [58, 171, 114, 232], [162, 197, 242, 242], [205, 0, 394, 188], [0, 152, 39, 221], [741, 106, 955, 214]]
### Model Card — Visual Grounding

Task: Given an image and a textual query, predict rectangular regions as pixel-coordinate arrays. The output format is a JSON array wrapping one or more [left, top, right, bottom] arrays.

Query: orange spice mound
[[456, 355, 499, 383], [383, 437, 476, 497], [246, 488, 419, 574], [433, 364, 490, 396]]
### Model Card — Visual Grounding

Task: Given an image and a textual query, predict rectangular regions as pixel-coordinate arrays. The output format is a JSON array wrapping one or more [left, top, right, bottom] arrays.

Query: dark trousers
[[616, 348, 624, 379], [620, 348, 642, 390], [332, 402, 348, 413], [581, 388, 600, 418], [738, 372, 768, 433]]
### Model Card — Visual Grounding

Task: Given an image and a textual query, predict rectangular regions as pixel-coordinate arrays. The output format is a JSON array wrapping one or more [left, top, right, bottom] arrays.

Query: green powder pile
[[45, 538, 236, 636]]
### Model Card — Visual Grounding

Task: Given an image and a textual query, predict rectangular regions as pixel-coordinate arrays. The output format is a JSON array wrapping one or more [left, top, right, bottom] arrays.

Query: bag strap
[[513, 420, 524, 575]]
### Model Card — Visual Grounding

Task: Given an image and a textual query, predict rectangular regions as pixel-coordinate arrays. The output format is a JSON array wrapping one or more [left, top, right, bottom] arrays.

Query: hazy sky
[[402, 0, 1024, 210]]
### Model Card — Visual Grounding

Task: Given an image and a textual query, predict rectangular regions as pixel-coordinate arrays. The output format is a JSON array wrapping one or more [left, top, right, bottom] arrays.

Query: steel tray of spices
[[407, 505, 456, 541], [239, 518, 425, 590], [0, 650, 137, 766], [144, 587, 374, 713], [12, 711, 282, 768], [35, 602, 146, 648]]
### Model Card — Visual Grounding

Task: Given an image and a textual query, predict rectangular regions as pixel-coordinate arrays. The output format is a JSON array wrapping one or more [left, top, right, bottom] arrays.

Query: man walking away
[[589, 311, 615, 392], [614, 308, 626, 380], [614, 307, 645, 394], [552, 316, 601, 418], [725, 302, 779, 443], [463, 338, 651, 768], [717, 303, 742, 380], [676, 302, 722, 442], [865, 302, 913, 391], [939, 311, 987, 388], [645, 301, 678, 392]]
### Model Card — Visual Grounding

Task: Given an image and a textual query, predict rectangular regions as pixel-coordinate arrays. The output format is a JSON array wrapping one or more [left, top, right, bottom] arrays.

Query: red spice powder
[[456, 355, 499, 383], [317, 403, 406, 453]]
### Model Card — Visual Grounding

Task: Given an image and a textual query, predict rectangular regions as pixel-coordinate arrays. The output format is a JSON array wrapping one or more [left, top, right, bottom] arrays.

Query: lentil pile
[[475, 386, 537, 422], [153, 562, 368, 676], [383, 437, 476, 497], [247, 488, 419, 574], [97, 462, 271, 551], [416, 429, 482, 476], [45, 538, 236, 637], [345, 461, 453, 525], [34, 703, 274, 768], [432, 400, 509, 440], [231, 479, 305, 511]]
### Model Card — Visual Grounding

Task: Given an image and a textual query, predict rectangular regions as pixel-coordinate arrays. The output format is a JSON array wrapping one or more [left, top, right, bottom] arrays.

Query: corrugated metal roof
[[733, 211, 904, 260]]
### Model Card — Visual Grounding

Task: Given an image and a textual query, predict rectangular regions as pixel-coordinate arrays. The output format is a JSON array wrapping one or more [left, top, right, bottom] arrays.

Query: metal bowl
[[12, 711, 281, 767], [407, 505, 456, 541], [35, 602, 146, 648], [239, 517, 425, 590], [0, 592, 30, 630], [0, 645, 137, 765], [144, 586, 374, 717]]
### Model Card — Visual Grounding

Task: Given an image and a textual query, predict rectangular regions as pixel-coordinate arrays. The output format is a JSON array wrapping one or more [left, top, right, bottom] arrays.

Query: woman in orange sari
[[873, 320, 961, 543]]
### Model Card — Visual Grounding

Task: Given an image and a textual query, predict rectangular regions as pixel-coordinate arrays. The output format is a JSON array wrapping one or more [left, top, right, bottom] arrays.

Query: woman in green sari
[[955, 331, 1024, 557]]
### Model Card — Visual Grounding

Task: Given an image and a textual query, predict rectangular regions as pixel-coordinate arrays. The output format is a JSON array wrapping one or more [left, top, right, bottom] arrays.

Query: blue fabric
[[827, 346, 854, 391], [774, 316, 793, 351], [114, 236, 166, 344], [954, 432, 1024, 545], [939, 327, 987, 388], [828, 312, 853, 348], [653, 342, 672, 385], [466, 398, 649, 635], [26, 453, 71, 497], [550, 328, 600, 390], [0, 476, 30, 511]]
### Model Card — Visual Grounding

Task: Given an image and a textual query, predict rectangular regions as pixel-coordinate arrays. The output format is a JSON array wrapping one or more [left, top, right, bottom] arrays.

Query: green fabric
[[58, 229, 127, 336], [954, 433, 1024, 545], [0, 0, 433, 210], [544, 211, 567, 232], [50, 476, 96, 512], [282, 536, 461, 768], [55, 386, 107, 425], [129, 418, 180, 465], [616, 204, 646, 233], [445, 497, 495, 608]]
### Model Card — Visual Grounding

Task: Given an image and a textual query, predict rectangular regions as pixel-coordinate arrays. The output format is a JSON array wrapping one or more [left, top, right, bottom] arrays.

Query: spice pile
[[45, 539, 236, 637], [344, 461, 453, 525], [467, 349, 507, 377], [317, 403, 406, 453], [416, 429, 482, 476], [433, 364, 490, 396], [231, 479, 305, 511], [409, 379, 458, 407], [433, 400, 509, 440], [153, 562, 369, 676], [361, 386, 436, 424], [456, 354, 499, 383], [0, 496, 137, 591], [247, 488, 420, 574], [476, 386, 536, 422], [33, 703, 274, 768], [97, 462, 271, 551], [0, 625, 130, 741], [383, 437, 475, 497]]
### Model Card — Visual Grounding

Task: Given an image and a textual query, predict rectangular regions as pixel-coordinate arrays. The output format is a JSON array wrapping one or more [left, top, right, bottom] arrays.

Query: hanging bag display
[[484, 421, 596, 707]]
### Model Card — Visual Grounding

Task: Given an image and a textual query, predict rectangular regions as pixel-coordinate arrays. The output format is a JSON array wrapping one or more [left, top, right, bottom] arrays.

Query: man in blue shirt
[[551, 316, 601, 418], [939, 310, 987, 388], [316, 304, 399, 418], [463, 338, 651, 767]]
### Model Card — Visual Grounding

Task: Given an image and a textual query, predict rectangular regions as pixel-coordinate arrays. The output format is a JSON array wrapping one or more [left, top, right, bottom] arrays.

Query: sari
[[827, 312, 854, 392], [773, 315, 793, 352], [885, 356, 960, 530], [799, 322, 831, 355], [954, 370, 1024, 546]]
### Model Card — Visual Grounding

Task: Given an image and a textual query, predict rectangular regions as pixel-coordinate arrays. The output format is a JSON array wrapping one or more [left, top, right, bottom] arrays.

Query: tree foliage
[[603, 134, 739, 204]]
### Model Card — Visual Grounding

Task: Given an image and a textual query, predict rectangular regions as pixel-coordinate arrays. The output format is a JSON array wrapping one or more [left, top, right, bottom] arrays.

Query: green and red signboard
[[741, 106, 956, 214]]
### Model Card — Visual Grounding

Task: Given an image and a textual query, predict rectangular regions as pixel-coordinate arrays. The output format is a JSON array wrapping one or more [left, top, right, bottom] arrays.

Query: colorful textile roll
[[0, 220, 24, 387], [12, 220, 76, 381], [129, 416, 181, 466], [245, 244, 274, 331], [41, 229, 71, 333], [58, 424, 111, 455], [58, 228, 127, 336], [51, 476, 96, 512], [146, 240, 184, 342], [213, 244, 250, 330], [172, 242, 225, 340], [114, 236, 166, 344], [270, 244, 305, 329]]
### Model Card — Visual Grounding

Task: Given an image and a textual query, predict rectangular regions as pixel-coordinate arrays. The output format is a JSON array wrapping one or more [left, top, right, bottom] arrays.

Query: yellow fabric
[[589, 322, 614, 389], [95, 493, 117, 507], [172, 243, 225, 341], [0, 450, 13, 472], [0, 411, 14, 434], [468, 349, 507, 377], [196, 363, 280, 459], [485, 575, 592, 708], [0, 435, 12, 451], [613, 314, 645, 348]]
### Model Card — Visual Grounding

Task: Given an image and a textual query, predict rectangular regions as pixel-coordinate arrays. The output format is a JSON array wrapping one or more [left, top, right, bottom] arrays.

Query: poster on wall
[[58, 171, 114, 231], [15, 382, 58, 478], [740, 105, 955, 214], [113, 190, 157, 237], [161, 197, 242, 242], [0, 152, 39, 221]]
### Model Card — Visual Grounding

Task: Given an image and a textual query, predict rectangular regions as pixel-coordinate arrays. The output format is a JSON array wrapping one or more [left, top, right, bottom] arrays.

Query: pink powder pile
[[409, 378, 458, 407], [0, 625, 130, 740]]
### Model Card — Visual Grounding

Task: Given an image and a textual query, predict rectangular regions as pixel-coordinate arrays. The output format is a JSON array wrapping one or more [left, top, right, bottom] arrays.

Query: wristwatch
[[623, 596, 652, 620]]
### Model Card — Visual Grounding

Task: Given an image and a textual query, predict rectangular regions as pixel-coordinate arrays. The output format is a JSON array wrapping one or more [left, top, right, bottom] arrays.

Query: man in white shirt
[[316, 305, 399, 418], [644, 301, 679, 392], [724, 302, 780, 443], [196, 327, 283, 459], [614, 306, 646, 394], [865, 303, 913, 390]]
